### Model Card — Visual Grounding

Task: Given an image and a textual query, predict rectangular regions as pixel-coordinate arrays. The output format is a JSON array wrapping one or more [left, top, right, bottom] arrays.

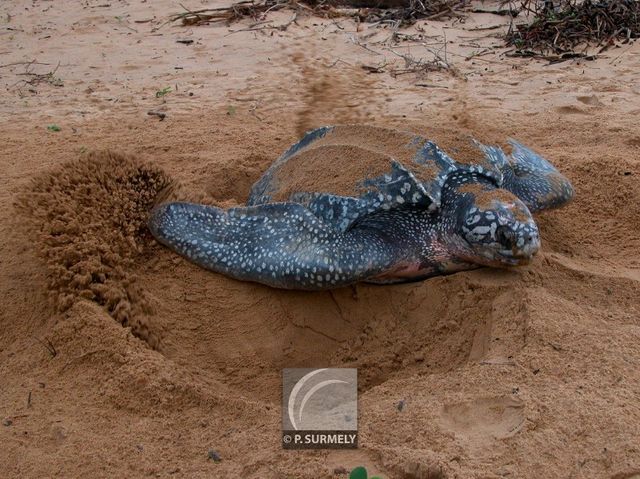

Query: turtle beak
[[520, 232, 541, 259], [495, 227, 540, 265]]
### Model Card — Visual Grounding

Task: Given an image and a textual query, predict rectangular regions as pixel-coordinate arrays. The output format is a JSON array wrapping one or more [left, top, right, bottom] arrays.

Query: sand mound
[[15, 151, 172, 347]]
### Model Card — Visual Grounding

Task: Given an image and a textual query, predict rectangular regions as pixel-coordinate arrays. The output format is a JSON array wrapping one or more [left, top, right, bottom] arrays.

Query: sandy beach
[[1, 1, 639, 477]]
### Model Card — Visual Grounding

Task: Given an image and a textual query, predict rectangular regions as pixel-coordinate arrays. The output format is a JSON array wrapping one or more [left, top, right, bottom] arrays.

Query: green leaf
[[350, 466, 368, 479], [155, 86, 171, 98], [47, 124, 61, 132]]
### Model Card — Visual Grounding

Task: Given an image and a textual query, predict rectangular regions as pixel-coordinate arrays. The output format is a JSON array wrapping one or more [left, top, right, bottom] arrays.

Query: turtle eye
[[496, 226, 515, 250]]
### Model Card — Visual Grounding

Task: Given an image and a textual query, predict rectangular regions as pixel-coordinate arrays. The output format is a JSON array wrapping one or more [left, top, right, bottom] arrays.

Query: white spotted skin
[[148, 127, 574, 289], [149, 175, 541, 289], [479, 140, 574, 213], [149, 202, 403, 290]]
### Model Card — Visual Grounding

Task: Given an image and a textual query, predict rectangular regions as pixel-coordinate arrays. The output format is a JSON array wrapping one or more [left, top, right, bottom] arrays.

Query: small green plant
[[226, 105, 236, 116], [155, 86, 172, 98], [46, 124, 61, 132], [350, 466, 382, 479]]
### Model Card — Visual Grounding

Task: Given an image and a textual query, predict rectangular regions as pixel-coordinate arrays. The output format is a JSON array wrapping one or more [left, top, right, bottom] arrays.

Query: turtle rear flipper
[[148, 201, 399, 290], [479, 141, 574, 213]]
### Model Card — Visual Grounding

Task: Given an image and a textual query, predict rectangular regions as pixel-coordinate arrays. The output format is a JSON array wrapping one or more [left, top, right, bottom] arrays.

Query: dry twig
[[11, 61, 63, 90]]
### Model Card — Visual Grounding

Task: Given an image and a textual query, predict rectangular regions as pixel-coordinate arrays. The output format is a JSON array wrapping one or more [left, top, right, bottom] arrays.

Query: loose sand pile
[[1, 1, 639, 478], [15, 152, 172, 347]]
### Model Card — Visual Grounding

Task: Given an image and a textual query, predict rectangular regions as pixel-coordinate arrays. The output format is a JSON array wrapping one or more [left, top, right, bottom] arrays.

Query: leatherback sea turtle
[[148, 125, 573, 289]]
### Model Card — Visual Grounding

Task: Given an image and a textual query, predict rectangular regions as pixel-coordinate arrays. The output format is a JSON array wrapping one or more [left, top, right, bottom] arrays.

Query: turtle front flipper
[[288, 192, 366, 232], [148, 202, 400, 290], [479, 140, 574, 213]]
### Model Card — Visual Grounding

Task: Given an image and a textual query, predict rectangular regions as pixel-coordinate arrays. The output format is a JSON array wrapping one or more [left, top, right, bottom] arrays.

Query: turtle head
[[444, 182, 540, 267]]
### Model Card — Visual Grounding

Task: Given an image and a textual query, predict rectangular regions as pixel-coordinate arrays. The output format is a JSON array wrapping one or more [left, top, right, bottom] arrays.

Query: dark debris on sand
[[170, 0, 469, 28], [506, 0, 640, 57]]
